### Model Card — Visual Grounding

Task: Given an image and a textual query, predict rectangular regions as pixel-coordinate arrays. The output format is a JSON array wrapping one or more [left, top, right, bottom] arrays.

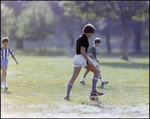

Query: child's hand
[[16, 61, 19, 65], [96, 59, 99, 63], [88, 60, 94, 67]]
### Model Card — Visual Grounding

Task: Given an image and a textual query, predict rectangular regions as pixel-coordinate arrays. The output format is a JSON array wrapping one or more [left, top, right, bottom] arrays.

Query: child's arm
[[81, 46, 93, 67], [9, 48, 18, 65], [12, 56, 19, 65], [89, 54, 99, 63]]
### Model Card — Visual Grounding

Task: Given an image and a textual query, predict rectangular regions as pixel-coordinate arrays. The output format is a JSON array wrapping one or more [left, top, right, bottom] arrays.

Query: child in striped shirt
[[1, 37, 18, 90]]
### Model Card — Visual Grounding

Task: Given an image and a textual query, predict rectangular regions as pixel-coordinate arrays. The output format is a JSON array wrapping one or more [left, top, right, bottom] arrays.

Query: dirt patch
[[1, 103, 149, 118]]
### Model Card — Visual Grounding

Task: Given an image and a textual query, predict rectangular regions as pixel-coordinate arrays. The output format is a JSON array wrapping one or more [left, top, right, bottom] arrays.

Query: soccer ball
[[89, 94, 99, 101]]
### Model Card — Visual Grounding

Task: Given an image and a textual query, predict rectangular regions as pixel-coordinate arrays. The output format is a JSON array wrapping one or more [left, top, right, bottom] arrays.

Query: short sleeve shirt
[[1, 47, 14, 60], [89, 46, 97, 58], [76, 33, 89, 54]]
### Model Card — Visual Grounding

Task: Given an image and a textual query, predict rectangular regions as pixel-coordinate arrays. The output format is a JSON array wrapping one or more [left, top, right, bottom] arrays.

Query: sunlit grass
[[1, 55, 149, 117]]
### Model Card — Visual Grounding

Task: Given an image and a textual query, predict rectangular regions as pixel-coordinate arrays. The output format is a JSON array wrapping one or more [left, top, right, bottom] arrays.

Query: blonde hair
[[1, 37, 10, 44]]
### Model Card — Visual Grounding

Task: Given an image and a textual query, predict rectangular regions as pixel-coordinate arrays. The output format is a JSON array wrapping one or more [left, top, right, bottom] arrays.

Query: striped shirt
[[1, 47, 14, 60]]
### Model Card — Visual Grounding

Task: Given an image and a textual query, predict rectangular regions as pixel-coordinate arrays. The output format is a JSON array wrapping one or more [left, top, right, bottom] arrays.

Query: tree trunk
[[67, 33, 75, 57], [134, 21, 142, 54], [69, 34, 74, 47], [105, 19, 111, 53], [16, 39, 24, 50], [106, 29, 111, 53], [121, 23, 129, 60]]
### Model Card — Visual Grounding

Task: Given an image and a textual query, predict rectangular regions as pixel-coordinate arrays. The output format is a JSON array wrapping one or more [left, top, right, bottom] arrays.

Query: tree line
[[1, 1, 149, 60]]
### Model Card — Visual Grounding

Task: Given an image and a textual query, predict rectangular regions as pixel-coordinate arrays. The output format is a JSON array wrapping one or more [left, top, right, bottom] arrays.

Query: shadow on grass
[[97, 52, 149, 58], [1, 90, 11, 94], [97, 85, 114, 91], [99, 62, 149, 69], [81, 101, 104, 109]]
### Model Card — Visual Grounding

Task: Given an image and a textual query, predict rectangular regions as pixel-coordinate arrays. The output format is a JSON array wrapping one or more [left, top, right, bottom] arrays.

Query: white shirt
[[1, 47, 14, 60]]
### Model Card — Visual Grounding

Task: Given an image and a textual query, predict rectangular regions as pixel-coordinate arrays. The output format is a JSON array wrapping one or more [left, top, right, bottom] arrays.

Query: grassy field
[[1, 54, 149, 118]]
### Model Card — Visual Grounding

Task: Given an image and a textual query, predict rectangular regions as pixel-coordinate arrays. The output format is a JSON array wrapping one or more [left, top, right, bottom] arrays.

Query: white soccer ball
[[89, 95, 99, 101]]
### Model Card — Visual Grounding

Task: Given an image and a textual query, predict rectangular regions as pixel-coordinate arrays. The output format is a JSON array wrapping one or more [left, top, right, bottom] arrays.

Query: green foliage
[[60, 1, 149, 59], [15, 1, 54, 41], [1, 3, 16, 38], [108, 1, 149, 23], [60, 1, 149, 22], [1, 1, 149, 55]]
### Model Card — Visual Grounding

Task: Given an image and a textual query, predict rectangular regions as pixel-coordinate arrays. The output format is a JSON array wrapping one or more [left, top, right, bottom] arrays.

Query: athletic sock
[[91, 78, 98, 92], [1, 82, 3, 87], [81, 72, 87, 82], [66, 83, 73, 98], [4, 81, 7, 87], [99, 73, 104, 83]]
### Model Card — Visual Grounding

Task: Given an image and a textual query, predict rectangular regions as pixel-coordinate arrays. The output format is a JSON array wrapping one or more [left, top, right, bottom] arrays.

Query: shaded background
[[1, 1, 149, 60]]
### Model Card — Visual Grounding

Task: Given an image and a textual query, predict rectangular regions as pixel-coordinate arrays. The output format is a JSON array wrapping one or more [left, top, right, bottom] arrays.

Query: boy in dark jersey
[[64, 23, 103, 100], [80, 37, 109, 87]]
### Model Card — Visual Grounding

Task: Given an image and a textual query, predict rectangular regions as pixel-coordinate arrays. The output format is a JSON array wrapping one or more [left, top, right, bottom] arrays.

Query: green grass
[[1, 55, 149, 117]]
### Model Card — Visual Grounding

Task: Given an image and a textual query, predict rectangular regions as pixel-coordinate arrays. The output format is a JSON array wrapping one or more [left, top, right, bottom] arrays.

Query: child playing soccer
[[80, 37, 109, 87], [1, 37, 18, 90], [64, 23, 103, 100]]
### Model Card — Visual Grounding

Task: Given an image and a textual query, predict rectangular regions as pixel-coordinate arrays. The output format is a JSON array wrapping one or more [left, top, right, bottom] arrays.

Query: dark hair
[[82, 23, 95, 33], [93, 37, 101, 44], [1, 37, 9, 44]]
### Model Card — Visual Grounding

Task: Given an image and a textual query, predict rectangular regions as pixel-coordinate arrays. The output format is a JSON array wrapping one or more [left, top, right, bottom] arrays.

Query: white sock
[[81, 77, 85, 82], [1, 82, 3, 87], [4, 81, 7, 86], [100, 78, 104, 83], [81, 72, 87, 81], [99, 73, 104, 83]]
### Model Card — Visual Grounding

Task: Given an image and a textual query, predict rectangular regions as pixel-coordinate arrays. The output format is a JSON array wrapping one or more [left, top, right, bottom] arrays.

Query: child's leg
[[81, 70, 89, 82], [96, 65, 104, 83], [84, 64, 101, 93], [65, 67, 81, 99], [1, 67, 4, 88], [96, 65, 109, 86], [1, 67, 7, 88]]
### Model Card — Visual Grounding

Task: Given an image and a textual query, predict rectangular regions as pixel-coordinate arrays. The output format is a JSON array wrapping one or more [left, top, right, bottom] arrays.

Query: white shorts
[[74, 54, 87, 67], [89, 58, 99, 66]]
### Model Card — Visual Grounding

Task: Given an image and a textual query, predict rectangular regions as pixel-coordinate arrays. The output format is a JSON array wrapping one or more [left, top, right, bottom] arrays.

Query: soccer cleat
[[80, 81, 85, 85], [101, 81, 109, 86], [91, 91, 104, 96], [4, 86, 8, 90], [64, 96, 70, 101]]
